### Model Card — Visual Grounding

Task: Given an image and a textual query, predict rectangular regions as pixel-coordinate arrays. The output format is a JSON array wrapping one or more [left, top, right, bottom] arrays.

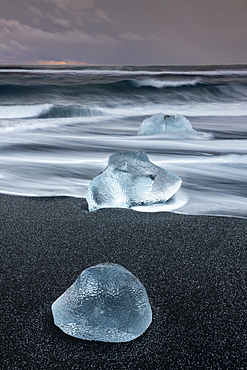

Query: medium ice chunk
[[51, 263, 152, 342], [86, 151, 182, 211], [137, 113, 167, 135], [137, 113, 197, 136]]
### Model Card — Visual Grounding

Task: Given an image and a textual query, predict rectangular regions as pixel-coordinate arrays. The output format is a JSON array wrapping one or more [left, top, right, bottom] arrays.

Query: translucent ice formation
[[86, 151, 182, 211], [51, 263, 152, 342], [137, 113, 197, 136]]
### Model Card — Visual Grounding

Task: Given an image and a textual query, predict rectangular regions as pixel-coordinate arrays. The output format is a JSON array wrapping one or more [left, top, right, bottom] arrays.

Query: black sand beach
[[0, 194, 246, 369]]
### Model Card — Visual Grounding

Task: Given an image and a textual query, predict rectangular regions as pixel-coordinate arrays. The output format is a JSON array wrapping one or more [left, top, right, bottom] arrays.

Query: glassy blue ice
[[86, 151, 182, 211], [51, 263, 152, 342], [137, 113, 197, 136]]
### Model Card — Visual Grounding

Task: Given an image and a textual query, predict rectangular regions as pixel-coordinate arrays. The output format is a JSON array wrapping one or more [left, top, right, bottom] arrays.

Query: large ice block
[[137, 113, 197, 136], [51, 263, 152, 342], [86, 151, 182, 211]]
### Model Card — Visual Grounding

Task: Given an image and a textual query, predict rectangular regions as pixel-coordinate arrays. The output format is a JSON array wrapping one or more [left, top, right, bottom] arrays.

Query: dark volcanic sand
[[0, 195, 246, 369]]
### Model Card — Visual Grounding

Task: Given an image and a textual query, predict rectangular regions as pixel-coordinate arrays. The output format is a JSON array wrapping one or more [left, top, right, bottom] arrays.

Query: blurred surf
[[0, 64, 246, 217]]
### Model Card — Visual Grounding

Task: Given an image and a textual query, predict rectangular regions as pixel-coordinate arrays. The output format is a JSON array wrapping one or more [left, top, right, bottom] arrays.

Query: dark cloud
[[0, 0, 246, 64]]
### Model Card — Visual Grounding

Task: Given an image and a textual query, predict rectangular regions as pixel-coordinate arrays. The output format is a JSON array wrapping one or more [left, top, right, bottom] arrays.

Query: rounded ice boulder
[[51, 263, 152, 342], [137, 113, 197, 136]]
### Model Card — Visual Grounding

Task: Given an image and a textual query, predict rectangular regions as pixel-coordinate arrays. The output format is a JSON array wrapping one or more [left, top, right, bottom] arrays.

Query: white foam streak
[[173, 190, 247, 218], [132, 190, 188, 213], [0, 104, 52, 119], [132, 78, 200, 88], [1, 68, 247, 76], [98, 102, 247, 117], [154, 154, 247, 165], [0, 115, 114, 133]]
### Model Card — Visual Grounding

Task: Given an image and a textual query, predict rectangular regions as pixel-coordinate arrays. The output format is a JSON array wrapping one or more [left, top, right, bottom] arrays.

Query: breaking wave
[[0, 104, 52, 119], [39, 105, 105, 118], [0, 104, 106, 120], [131, 78, 201, 88]]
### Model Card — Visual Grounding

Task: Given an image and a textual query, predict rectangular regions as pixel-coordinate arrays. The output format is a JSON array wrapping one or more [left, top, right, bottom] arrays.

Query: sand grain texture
[[0, 195, 246, 369]]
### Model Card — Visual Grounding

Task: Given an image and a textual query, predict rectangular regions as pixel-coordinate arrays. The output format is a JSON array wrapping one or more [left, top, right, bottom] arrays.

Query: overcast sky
[[0, 0, 247, 65]]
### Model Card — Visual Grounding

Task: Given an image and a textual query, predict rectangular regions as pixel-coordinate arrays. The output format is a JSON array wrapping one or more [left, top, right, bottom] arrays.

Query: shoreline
[[1, 194, 246, 369]]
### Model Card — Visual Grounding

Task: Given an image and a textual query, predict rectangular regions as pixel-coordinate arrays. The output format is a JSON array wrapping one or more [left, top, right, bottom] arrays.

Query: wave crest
[[131, 78, 201, 88], [0, 104, 105, 120], [0, 104, 52, 119], [39, 105, 105, 118]]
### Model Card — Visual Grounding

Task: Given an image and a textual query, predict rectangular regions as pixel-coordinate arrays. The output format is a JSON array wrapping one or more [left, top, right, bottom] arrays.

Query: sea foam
[[131, 78, 201, 88], [0, 104, 52, 119]]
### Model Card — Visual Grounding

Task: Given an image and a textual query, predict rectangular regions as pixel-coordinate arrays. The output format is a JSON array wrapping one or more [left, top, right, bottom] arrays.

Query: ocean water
[[0, 64, 246, 217]]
